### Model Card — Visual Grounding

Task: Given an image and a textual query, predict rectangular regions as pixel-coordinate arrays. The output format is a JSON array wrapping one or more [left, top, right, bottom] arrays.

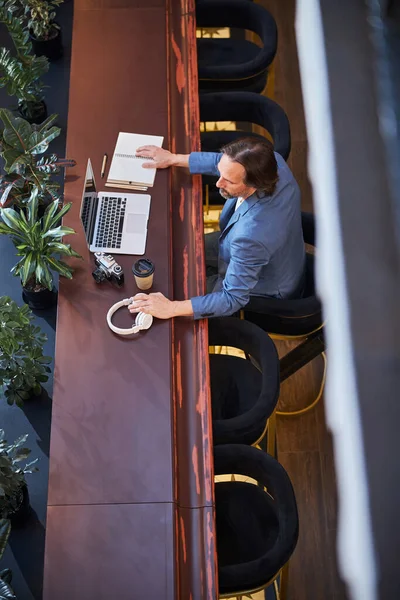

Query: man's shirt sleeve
[[188, 152, 223, 177], [190, 236, 270, 319]]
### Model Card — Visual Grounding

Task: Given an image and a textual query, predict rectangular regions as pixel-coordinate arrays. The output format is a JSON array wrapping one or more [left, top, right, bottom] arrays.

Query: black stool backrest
[[196, 0, 277, 79], [214, 444, 299, 593], [208, 317, 280, 443], [200, 92, 291, 161]]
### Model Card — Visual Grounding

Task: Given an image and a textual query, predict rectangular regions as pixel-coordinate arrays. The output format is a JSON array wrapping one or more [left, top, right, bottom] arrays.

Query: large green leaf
[[1, 148, 22, 173], [0, 108, 31, 152], [32, 113, 58, 134], [0, 221, 14, 235], [45, 256, 73, 278], [27, 187, 39, 226], [46, 201, 72, 230], [20, 252, 36, 285], [35, 261, 53, 290], [42, 225, 76, 239], [1, 207, 28, 233], [47, 242, 81, 258], [41, 199, 59, 231], [28, 127, 60, 155]]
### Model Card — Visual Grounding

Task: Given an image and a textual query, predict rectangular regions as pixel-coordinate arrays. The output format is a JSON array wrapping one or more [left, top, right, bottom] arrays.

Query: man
[[128, 137, 305, 320]]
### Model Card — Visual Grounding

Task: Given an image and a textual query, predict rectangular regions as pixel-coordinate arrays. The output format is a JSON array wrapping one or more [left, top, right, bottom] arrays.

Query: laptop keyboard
[[95, 197, 126, 249], [81, 197, 91, 232]]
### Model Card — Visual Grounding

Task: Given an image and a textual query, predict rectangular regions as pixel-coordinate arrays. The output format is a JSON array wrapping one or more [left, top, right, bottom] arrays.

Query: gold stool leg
[[273, 579, 281, 600], [280, 562, 289, 600], [267, 410, 277, 457], [205, 183, 210, 215]]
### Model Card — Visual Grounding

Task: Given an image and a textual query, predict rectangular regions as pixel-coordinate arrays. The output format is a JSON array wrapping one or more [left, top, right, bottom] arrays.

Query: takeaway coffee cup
[[132, 258, 155, 290]]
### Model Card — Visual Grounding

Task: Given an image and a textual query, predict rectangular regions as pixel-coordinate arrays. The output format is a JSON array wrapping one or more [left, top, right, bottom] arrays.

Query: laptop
[[79, 159, 151, 255]]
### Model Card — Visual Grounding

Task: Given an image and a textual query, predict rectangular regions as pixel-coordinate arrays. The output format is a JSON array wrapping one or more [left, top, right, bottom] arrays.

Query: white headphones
[[106, 297, 153, 336]]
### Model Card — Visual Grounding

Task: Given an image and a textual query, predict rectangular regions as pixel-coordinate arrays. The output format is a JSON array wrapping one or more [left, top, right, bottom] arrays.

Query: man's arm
[[191, 236, 270, 319], [128, 293, 193, 318], [136, 145, 189, 168], [136, 145, 222, 177], [128, 237, 269, 320]]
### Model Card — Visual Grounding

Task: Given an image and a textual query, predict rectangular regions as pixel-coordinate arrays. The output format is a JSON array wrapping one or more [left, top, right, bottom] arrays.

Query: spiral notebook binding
[[115, 153, 154, 161]]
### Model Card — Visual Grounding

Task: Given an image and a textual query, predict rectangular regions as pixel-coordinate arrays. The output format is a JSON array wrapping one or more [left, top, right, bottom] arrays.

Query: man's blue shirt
[[188, 151, 306, 319]]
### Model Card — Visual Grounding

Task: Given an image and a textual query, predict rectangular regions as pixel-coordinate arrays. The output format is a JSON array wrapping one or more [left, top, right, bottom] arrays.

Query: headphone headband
[[106, 297, 153, 336]]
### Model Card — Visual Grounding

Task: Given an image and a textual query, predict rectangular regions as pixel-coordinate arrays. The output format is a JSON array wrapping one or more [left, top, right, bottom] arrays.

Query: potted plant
[[0, 187, 81, 309], [0, 430, 38, 526], [0, 519, 17, 599], [20, 0, 64, 61], [0, 296, 51, 406], [0, 2, 49, 123], [0, 109, 76, 209]]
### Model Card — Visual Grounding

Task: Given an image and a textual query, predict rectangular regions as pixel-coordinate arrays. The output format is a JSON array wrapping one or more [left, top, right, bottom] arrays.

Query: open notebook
[[105, 132, 164, 191]]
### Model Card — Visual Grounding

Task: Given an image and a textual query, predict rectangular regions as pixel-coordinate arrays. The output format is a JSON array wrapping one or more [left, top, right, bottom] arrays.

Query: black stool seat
[[215, 444, 299, 596], [216, 481, 279, 566], [243, 213, 323, 337], [209, 317, 279, 445]]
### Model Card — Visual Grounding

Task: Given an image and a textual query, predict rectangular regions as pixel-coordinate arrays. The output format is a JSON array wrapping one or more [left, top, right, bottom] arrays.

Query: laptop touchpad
[[126, 213, 147, 234]]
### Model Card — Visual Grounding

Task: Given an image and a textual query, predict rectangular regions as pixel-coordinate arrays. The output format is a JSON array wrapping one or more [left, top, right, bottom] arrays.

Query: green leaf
[[1, 148, 23, 173], [20, 252, 36, 286], [28, 126, 60, 154], [42, 225, 76, 239], [45, 256, 73, 278], [27, 187, 39, 225], [0, 575, 16, 599], [32, 113, 58, 133], [37, 356, 51, 364], [14, 448, 31, 462], [35, 261, 53, 290], [1, 207, 27, 233], [41, 199, 59, 231], [0, 108, 31, 152], [47, 201, 72, 230]]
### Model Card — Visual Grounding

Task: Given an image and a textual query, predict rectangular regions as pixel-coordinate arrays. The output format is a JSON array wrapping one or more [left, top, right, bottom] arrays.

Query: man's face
[[216, 154, 255, 200]]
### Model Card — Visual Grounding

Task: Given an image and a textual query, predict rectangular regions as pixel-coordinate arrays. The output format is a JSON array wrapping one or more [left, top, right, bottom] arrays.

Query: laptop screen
[[79, 159, 98, 248]]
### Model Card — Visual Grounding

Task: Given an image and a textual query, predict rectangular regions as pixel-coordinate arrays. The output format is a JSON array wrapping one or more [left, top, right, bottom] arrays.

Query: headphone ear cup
[[135, 311, 153, 330]]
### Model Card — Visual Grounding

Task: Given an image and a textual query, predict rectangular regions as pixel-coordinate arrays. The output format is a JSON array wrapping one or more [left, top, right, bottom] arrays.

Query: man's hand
[[128, 292, 193, 319], [136, 145, 189, 169], [128, 292, 175, 319]]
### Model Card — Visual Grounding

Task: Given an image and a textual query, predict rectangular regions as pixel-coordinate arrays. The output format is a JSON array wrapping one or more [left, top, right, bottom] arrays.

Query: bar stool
[[196, 0, 277, 94], [201, 92, 291, 160], [208, 317, 280, 446], [214, 444, 299, 600], [201, 91, 291, 209], [242, 213, 325, 453]]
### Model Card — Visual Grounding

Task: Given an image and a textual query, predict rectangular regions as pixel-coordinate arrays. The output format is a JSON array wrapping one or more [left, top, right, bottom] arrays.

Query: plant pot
[[30, 25, 63, 61], [18, 100, 48, 125], [22, 286, 57, 310], [2, 484, 31, 528]]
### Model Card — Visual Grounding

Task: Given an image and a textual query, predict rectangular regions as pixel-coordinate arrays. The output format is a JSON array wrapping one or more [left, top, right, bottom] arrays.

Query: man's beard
[[218, 188, 235, 200]]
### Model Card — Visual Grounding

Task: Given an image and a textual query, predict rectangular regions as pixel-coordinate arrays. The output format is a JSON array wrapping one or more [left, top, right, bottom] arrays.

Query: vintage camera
[[92, 252, 124, 286]]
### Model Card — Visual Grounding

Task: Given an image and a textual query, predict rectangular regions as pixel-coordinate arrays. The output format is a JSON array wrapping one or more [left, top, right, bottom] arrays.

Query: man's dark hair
[[221, 137, 278, 196]]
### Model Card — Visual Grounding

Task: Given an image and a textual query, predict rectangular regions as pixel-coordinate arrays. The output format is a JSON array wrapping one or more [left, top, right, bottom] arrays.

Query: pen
[[101, 153, 108, 178]]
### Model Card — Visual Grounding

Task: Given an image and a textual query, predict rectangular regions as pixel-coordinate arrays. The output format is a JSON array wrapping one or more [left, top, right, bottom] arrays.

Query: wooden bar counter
[[42, 1, 217, 598]]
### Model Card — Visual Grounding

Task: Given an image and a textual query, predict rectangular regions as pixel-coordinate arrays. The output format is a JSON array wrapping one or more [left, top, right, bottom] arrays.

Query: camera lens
[[92, 268, 106, 283]]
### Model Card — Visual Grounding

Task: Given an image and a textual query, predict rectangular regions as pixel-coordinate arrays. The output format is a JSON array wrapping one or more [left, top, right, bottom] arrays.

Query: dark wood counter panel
[[43, 0, 217, 598]]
